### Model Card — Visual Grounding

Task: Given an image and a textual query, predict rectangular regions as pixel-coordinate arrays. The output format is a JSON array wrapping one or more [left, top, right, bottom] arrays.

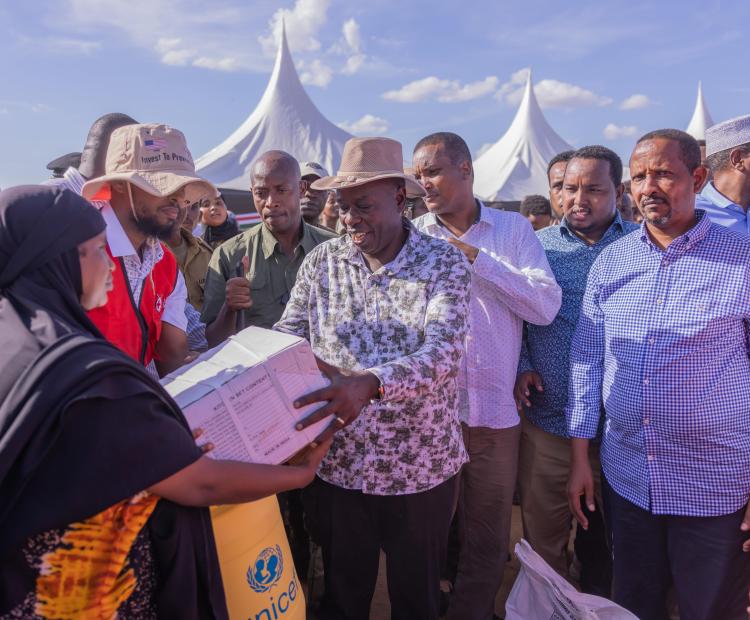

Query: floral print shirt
[[275, 220, 471, 495]]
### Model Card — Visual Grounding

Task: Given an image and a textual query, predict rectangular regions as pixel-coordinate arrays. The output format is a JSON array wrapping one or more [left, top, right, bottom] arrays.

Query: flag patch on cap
[[144, 138, 167, 151]]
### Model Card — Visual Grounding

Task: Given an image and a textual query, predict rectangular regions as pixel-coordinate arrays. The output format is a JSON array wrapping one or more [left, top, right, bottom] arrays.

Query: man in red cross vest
[[81, 123, 218, 376]]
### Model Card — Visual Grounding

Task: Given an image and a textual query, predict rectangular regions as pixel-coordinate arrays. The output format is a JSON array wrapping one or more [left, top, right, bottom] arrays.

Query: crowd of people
[[0, 107, 749, 620]]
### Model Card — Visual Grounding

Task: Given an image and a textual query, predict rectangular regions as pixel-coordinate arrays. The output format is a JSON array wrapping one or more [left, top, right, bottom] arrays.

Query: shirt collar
[[559, 211, 626, 243], [421, 198, 487, 233], [700, 181, 740, 210], [100, 202, 162, 261], [260, 220, 315, 259], [639, 209, 711, 253], [101, 203, 137, 258]]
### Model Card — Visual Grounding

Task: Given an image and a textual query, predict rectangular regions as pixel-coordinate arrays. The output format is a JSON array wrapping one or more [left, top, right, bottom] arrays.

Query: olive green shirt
[[167, 228, 214, 311], [201, 221, 336, 329]]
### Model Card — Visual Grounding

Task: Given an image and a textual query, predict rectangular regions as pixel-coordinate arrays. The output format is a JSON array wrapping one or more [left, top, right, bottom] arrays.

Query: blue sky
[[1, 0, 748, 188]]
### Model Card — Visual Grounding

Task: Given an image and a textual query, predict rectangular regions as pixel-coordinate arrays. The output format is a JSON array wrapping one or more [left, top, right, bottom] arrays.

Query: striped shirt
[[566, 211, 750, 516]]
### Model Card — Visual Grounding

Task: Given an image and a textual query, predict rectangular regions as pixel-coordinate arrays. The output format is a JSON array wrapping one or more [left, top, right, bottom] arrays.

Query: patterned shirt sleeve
[[472, 219, 561, 326], [517, 328, 534, 375], [368, 250, 471, 402], [185, 302, 208, 351], [566, 256, 605, 439], [273, 249, 314, 342]]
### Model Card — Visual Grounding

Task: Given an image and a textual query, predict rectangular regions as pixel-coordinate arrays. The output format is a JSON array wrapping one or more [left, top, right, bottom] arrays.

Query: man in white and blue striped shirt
[[567, 129, 750, 620]]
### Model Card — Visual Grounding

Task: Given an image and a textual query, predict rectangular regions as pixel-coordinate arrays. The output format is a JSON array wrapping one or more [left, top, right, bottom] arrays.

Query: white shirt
[[414, 202, 562, 429]]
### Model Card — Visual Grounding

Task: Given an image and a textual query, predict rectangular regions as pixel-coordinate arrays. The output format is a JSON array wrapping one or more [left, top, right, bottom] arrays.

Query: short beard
[[135, 213, 179, 240], [645, 208, 672, 227]]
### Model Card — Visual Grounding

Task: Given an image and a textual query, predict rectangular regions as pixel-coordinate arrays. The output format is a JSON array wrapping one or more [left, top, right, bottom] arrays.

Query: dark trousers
[[605, 478, 750, 620], [277, 489, 311, 579], [309, 475, 459, 620]]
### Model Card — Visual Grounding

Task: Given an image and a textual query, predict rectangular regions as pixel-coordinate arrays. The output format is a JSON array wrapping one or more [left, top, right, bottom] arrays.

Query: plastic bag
[[505, 539, 638, 620]]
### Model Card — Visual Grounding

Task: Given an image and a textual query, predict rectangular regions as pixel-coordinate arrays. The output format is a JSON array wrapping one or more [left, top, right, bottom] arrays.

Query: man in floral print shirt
[[275, 137, 470, 620]]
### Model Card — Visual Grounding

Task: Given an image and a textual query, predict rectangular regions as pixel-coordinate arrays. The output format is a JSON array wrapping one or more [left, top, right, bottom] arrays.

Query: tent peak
[[686, 80, 714, 141]]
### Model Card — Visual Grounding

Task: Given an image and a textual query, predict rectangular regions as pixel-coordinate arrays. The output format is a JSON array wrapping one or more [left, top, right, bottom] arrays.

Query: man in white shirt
[[412, 132, 561, 620]]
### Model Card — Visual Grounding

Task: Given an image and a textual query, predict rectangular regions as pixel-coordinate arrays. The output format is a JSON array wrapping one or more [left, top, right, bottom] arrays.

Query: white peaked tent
[[685, 81, 714, 142], [473, 72, 572, 202], [196, 23, 352, 189]]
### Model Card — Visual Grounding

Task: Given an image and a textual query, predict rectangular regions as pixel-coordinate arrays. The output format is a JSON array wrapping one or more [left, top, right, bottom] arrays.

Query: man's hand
[[740, 502, 750, 552], [293, 357, 380, 445], [225, 255, 252, 312], [447, 237, 480, 263], [514, 371, 544, 410], [567, 451, 595, 530]]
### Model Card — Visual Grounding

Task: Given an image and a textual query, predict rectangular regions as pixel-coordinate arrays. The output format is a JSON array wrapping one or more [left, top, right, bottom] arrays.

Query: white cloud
[[620, 94, 652, 110], [259, 0, 330, 56], [61, 0, 262, 72], [495, 68, 612, 109], [340, 18, 366, 75], [193, 56, 246, 72], [342, 18, 361, 52], [338, 114, 390, 135], [382, 75, 498, 103], [603, 123, 639, 140], [299, 59, 333, 87]]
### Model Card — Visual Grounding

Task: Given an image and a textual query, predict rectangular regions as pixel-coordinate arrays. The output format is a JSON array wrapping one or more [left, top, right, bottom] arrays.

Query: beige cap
[[311, 137, 425, 198], [300, 161, 329, 179], [81, 123, 218, 204]]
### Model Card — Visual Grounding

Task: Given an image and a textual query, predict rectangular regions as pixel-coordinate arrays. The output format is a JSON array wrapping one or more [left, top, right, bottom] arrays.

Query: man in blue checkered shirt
[[566, 129, 750, 620]]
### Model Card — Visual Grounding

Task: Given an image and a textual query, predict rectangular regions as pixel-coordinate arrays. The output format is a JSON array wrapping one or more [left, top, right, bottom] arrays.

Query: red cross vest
[[88, 244, 178, 366]]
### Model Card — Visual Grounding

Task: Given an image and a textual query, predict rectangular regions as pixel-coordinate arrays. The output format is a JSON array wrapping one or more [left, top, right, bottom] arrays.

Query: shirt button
[[647, 454, 655, 462], [655, 298, 663, 305], [648, 337, 655, 345], [643, 378, 650, 386], [643, 417, 650, 425]]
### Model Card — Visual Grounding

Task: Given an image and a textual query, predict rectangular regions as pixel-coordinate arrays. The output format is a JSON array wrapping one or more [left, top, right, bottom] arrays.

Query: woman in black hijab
[[201, 194, 241, 249], [0, 186, 329, 619]]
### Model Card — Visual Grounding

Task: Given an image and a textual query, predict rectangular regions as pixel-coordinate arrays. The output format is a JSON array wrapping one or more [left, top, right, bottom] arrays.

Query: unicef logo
[[247, 545, 284, 593]]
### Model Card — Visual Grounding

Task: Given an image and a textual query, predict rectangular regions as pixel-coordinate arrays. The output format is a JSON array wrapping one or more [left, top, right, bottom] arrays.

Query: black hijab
[[203, 208, 241, 247], [0, 186, 227, 619]]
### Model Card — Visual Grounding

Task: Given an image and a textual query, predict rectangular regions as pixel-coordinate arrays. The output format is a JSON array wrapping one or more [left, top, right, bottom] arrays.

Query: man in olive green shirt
[[166, 199, 213, 311], [201, 150, 335, 346]]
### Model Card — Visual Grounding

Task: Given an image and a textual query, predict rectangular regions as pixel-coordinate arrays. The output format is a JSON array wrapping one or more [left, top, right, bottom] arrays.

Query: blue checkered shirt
[[566, 211, 750, 516], [518, 214, 638, 437]]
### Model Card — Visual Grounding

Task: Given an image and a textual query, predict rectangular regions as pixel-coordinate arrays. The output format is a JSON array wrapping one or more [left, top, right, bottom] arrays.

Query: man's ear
[[395, 183, 407, 213], [729, 147, 750, 173], [692, 165, 709, 193], [615, 183, 625, 202], [460, 159, 473, 180]]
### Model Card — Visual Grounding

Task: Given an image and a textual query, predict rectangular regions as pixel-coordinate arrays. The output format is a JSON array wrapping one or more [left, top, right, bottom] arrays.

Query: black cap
[[46, 152, 82, 178]]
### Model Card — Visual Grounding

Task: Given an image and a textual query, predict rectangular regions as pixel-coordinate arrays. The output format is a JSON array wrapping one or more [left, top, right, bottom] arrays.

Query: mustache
[[639, 194, 669, 208]]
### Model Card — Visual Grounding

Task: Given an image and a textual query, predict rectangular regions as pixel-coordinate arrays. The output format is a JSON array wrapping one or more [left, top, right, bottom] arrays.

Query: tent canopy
[[196, 22, 352, 190], [473, 72, 572, 202], [685, 81, 714, 142]]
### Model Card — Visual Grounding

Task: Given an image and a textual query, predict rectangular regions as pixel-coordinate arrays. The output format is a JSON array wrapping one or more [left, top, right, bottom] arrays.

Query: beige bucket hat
[[311, 137, 425, 197], [81, 123, 218, 204]]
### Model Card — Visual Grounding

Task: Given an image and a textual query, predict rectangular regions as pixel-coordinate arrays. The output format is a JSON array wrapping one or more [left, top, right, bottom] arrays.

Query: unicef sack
[[505, 540, 637, 620], [211, 497, 305, 620]]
